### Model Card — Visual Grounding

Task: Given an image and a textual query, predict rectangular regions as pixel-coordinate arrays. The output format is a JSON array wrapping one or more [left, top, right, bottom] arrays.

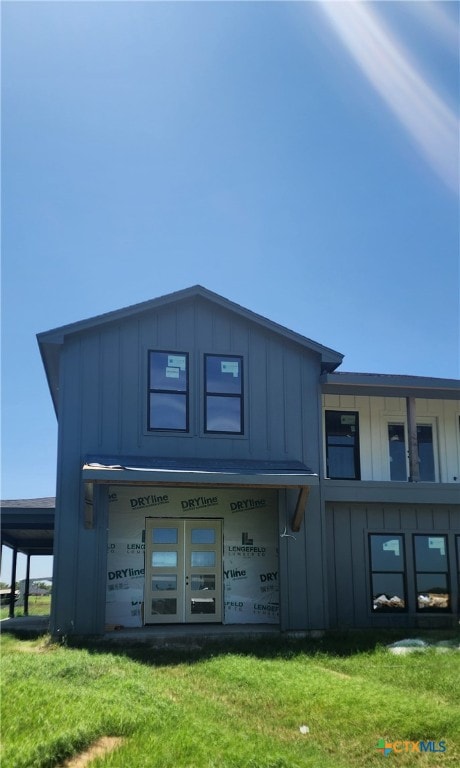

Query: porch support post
[[407, 396, 420, 482], [24, 553, 31, 616], [9, 547, 18, 619], [291, 486, 310, 533]]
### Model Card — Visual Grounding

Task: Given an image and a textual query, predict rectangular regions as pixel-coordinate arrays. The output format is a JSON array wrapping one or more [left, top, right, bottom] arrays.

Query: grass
[[0, 595, 51, 620], [1, 630, 459, 768]]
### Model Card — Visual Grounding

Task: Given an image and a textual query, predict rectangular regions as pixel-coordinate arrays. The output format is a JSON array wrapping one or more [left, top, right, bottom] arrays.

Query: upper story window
[[204, 354, 243, 434], [148, 351, 189, 431], [388, 423, 436, 481], [325, 410, 361, 480]]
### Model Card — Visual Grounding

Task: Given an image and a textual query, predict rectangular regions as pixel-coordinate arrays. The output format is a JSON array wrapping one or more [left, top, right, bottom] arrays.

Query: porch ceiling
[[0, 499, 55, 556]]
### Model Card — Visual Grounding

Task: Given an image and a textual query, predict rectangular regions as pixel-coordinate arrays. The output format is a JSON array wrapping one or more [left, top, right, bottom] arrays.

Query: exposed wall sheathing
[[106, 485, 279, 627]]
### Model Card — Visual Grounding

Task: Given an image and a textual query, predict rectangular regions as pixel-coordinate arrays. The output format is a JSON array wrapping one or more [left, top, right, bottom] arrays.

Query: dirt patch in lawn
[[59, 737, 125, 767]]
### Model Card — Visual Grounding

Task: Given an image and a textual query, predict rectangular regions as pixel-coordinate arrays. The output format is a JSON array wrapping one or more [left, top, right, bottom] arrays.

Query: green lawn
[[1, 630, 459, 768], [0, 595, 51, 620]]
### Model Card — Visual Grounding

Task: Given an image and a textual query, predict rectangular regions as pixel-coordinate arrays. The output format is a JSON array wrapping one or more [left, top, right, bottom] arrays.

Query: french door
[[144, 518, 222, 624]]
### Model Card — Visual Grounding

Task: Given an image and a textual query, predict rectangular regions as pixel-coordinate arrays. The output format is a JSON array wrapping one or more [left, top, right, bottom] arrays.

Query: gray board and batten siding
[[326, 501, 460, 629], [36, 286, 460, 636], [38, 287, 342, 635]]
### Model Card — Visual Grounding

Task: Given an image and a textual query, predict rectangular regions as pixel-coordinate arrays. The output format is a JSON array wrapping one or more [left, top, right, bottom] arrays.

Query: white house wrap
[[106, 486, 279, 627]]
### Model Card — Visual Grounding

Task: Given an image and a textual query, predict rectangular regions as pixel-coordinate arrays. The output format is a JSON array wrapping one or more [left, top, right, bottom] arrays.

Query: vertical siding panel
[[369, 397, 385, 480], [79, 334, 100, 452], [285, 488, 309, 629], [332, 505, 354, 626], [50, 340, 82, 636], [325, 504, 338, 627], [247, 331, 268, 457], [302, 352, 321, 473], [195, 301, 214, 351], [415, 508, 434, 530], [176, 302, 196, 350], [358, 397, 372, 480], [350, 506, 369, 625], [99, 327, 121, 454], [229, 320, 249, 459], [339, 395, 356, 409], [157, 305, 178, 348], [176, 302, 197, 443], [400, 507, 417, 530], [384, 507, 401, 530], [120, 319, 141, 453], [366, 506, 384, 531], [433, 508, 449, 530], [266, 341, 285, 457], [211, 311, 231, 350], [449, 507, 460, 531], [283, 346, 302, 460], [305, 487, 326, 627]]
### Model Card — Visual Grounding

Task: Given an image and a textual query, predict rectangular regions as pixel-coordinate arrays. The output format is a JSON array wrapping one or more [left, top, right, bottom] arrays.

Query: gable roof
[[38, 285, 343, 414]]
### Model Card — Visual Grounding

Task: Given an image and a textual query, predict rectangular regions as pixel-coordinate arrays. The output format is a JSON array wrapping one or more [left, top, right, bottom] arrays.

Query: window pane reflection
[[205, 356, 242, 394], [152, 598, 177, 615], [150, 352, 187, 392], [152, 528, 178, 545], [372, 574, 405, 610], [191, 575, 216, 591], [206, 396, 241, 433], [191, 597, 216, 614], [152, 576, 177, 591], [149, 393, 187, 430], [191, 551, 216, 567], [388, 424, 407, 481], [191, 528, 215, 544], [152, 551, 177, 568]]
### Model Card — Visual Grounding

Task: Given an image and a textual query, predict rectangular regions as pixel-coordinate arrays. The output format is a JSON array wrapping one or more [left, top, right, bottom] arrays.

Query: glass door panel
[[144, 521, 183, 624], [388, 423, 407, 481], [186, 521, 222, 623], [145, 519, 222, 624]]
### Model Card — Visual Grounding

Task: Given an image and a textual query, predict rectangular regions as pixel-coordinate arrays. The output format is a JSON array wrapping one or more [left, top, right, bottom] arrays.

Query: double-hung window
[[148, 351, 189, 431], [369, 534, 406, 611], [204, 354, 243, 434], [414, 535, 450, 611], [325, 411, 360, 480], [369, 533, 453, 613]]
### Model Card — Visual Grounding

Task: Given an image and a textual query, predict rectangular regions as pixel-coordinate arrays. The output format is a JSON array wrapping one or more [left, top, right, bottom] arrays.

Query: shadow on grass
[[4, 626, 459, 667]]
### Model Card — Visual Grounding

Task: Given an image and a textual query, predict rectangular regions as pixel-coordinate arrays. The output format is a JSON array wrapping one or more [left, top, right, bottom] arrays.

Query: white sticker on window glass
[[428, 537, 445, 556], [165, 367, 180, 379], [340, 414, 356, 425], [383, 539, 400, 556], [168, 355, 186, 370], [221, 361, 239, 377]]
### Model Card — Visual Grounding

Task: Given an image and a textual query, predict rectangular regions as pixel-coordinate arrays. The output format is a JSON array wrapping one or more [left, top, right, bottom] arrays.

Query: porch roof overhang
[[0, 499, 55, 556], [82, 456, 318, 532], [82, 455, 318, 488], [320, 372, 460, 400]]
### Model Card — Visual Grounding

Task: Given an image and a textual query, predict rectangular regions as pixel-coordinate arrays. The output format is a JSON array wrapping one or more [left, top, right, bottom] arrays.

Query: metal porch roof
[[83, 455, 318, 488], [0, 498, 55, 556], [320, 372, 460, 400]]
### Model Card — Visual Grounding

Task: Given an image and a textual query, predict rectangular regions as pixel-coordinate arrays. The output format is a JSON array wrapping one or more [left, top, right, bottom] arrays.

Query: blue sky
[[1, 1, 459, 581]]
